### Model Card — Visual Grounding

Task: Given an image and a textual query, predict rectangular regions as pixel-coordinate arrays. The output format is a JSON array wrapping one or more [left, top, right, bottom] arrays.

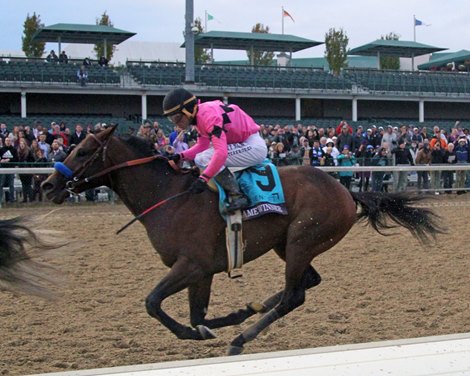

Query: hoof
[[248, 302, 265, 313], [196, 325, 216, 340], [227, 345, 244, 356]]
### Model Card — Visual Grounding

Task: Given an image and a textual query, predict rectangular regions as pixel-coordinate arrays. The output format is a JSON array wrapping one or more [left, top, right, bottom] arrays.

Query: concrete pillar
[[352, 97, 358, 122], [185, 0, 195, 83], [419, 100, 424, 123], [21, 91, 27, 118], [295, 97, 301, 121], [141, 93, 147, 121]]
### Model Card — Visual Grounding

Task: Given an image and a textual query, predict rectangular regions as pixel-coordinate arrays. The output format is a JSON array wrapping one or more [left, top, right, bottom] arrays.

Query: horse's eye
[[77, 149, 88, 157]]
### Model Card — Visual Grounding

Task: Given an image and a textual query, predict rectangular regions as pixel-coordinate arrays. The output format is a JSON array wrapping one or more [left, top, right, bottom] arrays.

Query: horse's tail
[[0, 215, 68, 299], [350, 191, 446, 244]]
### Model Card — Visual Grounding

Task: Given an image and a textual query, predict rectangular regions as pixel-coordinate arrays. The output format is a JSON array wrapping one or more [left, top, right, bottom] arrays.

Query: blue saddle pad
[[217, 160, 288, 221]]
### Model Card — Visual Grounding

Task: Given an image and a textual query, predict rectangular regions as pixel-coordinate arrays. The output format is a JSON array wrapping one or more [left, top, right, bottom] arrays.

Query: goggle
[[167, 112, 184, 124]]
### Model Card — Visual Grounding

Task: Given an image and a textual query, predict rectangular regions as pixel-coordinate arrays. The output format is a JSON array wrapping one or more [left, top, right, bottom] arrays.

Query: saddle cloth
[[215, 160, 288, 221]]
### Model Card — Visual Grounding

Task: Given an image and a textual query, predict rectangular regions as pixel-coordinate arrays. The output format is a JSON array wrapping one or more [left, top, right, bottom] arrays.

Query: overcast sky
[[2, 0, 469, 60]]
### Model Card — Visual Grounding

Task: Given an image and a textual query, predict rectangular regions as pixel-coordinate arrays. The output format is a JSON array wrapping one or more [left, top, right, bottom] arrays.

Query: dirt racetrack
[[1, 197, 469, 375]]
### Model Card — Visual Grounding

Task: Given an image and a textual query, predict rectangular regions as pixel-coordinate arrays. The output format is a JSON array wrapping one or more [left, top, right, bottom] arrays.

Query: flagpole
[[205, 10, 207, 32], [412, 15, 416, 71], [282, 6, 285, 35]]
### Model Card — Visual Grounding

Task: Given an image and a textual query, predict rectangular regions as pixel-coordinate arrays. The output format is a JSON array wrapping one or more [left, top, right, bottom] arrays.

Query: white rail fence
[[29, 332, 470, 376], [1, 164, 470, 207]]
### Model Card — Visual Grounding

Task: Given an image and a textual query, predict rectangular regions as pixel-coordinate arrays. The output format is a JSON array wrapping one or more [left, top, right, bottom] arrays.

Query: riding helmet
[[163, 88, 198, 118]]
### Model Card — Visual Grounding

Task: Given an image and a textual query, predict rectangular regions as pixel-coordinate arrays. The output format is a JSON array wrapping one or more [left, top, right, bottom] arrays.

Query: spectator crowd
[[258, 120, 470, 194], [0, 120, 114, 204], [2, 117, 470, 205]]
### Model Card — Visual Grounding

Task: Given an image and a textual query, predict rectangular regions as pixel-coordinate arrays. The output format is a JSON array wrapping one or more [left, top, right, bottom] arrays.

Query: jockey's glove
[[168, 154, 181, 164], [189, 176, 207, 194]]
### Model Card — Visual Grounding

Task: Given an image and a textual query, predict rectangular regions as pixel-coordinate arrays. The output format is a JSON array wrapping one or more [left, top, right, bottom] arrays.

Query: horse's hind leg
[[227, 253, 319, 355], [253, 265, 321, 313], [196, 265, 321, 330]]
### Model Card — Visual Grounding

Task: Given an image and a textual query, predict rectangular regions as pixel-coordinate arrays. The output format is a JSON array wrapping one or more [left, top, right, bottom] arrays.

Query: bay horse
[[42, 126, 443, 355]]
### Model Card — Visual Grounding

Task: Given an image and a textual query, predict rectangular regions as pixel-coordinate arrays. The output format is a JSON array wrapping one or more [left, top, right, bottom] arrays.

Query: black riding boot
[[214, 168, 249, 213]]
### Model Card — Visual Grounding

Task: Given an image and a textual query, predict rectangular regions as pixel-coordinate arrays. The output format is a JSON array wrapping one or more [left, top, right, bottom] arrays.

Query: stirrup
[[225, 196, 249, 213]]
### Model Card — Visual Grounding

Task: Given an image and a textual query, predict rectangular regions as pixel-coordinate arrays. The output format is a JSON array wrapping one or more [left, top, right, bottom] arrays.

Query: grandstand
[[1, 28, 470, 129], [344, 68, 470, 94], [126, 61, 351, 90], [0, 58, 120, 85], [3, 57, 470, 95]]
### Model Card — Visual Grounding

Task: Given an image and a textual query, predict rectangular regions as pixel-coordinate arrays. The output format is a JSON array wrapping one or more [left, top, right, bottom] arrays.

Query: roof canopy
[[182, 30, 323, 52], [349, 39, 446, 58], [348, 39, 447, 70], [32, 23, 136, 45], [418, 49, 470, 70]]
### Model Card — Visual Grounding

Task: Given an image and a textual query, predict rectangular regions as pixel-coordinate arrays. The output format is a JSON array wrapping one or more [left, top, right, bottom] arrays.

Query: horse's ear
[[108, 124, 119, 135], [100, 124, 118, 139]]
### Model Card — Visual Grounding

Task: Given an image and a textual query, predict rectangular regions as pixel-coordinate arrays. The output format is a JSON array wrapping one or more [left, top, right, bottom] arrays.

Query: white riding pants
[[194, 133, 267, 174]]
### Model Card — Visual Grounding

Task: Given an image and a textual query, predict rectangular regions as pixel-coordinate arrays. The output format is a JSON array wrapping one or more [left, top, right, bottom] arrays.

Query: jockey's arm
[[201, 132, 228, 180], [181, 136, 210, 161]]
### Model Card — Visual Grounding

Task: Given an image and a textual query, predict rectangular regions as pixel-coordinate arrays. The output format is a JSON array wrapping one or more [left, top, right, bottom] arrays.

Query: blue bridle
[[54, 162, 74, 179]]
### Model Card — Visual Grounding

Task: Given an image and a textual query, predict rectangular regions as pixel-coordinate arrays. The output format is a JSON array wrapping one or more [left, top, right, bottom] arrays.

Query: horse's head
[[42, 126, 118, 203]]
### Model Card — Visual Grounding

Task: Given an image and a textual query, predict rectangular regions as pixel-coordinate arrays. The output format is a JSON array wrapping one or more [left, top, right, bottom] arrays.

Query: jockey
[[163, 88, 267, 213]]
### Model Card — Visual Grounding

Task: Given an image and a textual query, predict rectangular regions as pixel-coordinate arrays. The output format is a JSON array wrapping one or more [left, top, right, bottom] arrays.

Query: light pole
[[185, 0, 195, 83]]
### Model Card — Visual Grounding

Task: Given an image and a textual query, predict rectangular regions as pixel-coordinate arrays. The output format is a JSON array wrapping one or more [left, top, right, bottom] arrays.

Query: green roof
[[182, 30, 323, 52], [428, 52, 455, 61], [289, 57, 328, 69], [32, 23, 136, 44], [418, 50, 470, 70], [349, 39, 446, 57]]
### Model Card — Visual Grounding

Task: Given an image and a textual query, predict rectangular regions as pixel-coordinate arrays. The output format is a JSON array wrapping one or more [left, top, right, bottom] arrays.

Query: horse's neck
[[110, 156, 184, 217]]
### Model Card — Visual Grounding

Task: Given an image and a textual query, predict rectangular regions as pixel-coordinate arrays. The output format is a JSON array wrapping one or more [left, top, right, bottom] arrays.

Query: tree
[[94, 11, 115, 62], [22, 12, 45, 58], [194, 18, 211, 64], [324, 28, 349, 76], [380, 32, 400, 70], [247, 23, 274, 66]]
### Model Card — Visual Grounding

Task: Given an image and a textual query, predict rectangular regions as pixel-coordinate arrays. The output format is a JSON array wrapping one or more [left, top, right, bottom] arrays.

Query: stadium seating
[[344, 68, 470, 94], [0, 59, 120, 85], [4, 58, 470, 95], [126, 62, 352, 91]]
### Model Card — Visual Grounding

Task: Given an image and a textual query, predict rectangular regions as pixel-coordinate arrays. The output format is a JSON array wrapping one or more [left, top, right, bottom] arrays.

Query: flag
[[207, 13, 214, 21], [283, 9, 295, 22], [415, 18, 429, 26]]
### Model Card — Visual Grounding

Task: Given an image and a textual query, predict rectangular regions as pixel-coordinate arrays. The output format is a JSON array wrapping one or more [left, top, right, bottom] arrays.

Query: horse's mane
[[118, 135, 156, 157]]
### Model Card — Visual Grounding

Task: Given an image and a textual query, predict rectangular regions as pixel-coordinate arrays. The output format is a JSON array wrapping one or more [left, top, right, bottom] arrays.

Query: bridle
[[54, 132, 194, 233], [54, 133, 179, 195]]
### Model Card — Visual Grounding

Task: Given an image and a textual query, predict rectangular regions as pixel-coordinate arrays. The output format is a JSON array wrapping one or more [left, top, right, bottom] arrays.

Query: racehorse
[[42, 126, 443, 355]]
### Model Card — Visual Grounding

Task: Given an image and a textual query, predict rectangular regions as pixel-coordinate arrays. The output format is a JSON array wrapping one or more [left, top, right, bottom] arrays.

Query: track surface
[[1, 197, 469, 375]]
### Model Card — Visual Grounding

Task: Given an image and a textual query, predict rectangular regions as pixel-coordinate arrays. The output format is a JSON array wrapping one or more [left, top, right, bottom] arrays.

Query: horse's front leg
[[187, 275, 254, 331], [145, 258, 214, 340], [191, 266, 321, 330], [189, 276, 277, 330]]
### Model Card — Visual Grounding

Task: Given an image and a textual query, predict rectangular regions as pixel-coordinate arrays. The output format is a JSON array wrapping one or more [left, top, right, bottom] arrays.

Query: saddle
[[210, 162, 288, 278]]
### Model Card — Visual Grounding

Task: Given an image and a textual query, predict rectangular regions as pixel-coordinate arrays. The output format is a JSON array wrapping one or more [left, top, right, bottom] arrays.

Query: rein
[[53, 135, 192, 233], [55, 133, 182, 193], [116, 190, 190, 235]]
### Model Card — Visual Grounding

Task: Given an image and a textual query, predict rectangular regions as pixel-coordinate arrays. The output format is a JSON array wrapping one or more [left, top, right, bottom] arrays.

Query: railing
[[2, 164, 470, 208], [0, 167, 116, 208]]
